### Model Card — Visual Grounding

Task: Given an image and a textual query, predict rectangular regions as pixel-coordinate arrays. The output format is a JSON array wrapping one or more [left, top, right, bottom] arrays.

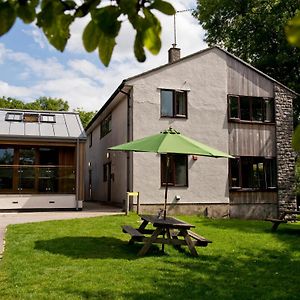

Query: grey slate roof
[[0, 109, 86, 140]]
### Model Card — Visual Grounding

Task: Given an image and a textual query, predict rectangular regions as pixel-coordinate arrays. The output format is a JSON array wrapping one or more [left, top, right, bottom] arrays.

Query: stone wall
[[275, 84, 297, 214]]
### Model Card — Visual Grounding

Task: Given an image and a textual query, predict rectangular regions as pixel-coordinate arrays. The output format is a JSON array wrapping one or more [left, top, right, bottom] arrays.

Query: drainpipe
[[120, 89, 132, 206], [76, 137, 80, 210]]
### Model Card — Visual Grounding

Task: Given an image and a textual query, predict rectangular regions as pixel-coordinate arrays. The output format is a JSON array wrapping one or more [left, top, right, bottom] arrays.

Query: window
[[161, 154, 188, 187], [5, 112, 22, 121], [0, 148, 14, 190], [100, 114, 112, 138], [161, 89, 187, 118], [229, 157, 277, 190], [89, 132, 92, 148], [23, 113, 39, 122], [228, 95, 274, 123], [6, 113, 57, 123], [40, 114, 56, 123], [103, 163, 111, 182], [19, 148, 36, 190], [0, 146, 75, 194]]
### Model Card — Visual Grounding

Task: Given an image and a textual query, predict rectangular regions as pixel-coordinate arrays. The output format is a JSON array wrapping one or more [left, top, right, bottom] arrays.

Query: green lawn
[[0, 214, 300, 300]]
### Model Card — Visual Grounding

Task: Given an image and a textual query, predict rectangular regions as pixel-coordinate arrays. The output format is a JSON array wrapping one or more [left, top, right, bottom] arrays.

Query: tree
[[0, 96, 70, 111], [0, 0, 175, 66], [0, 96, 95, 126], [75, 108, 96, 128], [193, 0, 300, 94], [0, 96, 26, 109], [28, 96, 70, 111]]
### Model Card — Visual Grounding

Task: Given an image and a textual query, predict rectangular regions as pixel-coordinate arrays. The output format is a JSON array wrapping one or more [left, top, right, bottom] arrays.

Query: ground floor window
[[161, 154, 188, 187], [229, 156, 277, 190], [0, 146, 75, 194]]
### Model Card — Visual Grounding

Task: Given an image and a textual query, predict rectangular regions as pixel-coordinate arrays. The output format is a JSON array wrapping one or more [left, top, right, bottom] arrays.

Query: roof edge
[[85, 80, 126, 131], [0, 108, 82, 115], [86, 46, 299, 131], [125, 46, 298, 96], [214, 46, 299, 97]]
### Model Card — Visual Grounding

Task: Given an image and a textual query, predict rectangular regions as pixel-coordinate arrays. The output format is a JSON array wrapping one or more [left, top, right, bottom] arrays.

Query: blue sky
[[0, 0, 206, 111]]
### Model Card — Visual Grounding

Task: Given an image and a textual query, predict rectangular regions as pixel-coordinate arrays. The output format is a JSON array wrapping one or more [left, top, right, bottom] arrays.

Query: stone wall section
[[275, 84, 297, 214]]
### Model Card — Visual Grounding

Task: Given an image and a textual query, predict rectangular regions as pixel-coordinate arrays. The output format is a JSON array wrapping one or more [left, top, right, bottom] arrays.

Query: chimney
[[168, 45, 181, 63]]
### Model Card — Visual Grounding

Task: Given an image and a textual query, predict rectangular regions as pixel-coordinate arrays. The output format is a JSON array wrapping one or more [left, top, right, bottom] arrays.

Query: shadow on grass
[[60, 248, 300, 300], [34, 236, 165, 259]]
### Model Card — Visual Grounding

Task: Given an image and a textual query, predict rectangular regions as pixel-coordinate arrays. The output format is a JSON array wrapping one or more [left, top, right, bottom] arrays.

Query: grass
[[0, 214, 300, 300]]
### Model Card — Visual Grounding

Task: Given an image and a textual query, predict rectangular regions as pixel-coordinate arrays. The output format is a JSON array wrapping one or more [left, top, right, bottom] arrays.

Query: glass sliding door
[[0, 145, 76, 195], [18, 148, 36, 192], [38, 148, 59, 192], [0, 148, 14, 192]]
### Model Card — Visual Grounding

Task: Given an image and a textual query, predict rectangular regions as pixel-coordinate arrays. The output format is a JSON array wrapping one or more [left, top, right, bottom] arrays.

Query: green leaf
[[292, 124, 300, 152], [37, 0, 74, 51], [63, 0, 77, 10], [142, 9, 161, 54], [82, 21, 100, 52], [134, 33, 146, 62], [98, 32, 116, 67], [92, 6, 121, 37], [75, 0, 101, 18], [149, 0, 176, 15], [118, 0, 137, 18], [143, 26, 161, 54], [286, 13, 300, 48], [0, 1, 16, 36], [17, 0, 39, 24]]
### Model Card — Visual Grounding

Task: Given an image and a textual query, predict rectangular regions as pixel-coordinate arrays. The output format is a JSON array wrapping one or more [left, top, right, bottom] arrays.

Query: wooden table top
[[140, 214, 195, 229]]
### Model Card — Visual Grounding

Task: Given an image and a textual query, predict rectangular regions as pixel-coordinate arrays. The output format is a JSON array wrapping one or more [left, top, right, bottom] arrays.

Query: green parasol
[[109, 127, 233, 218]]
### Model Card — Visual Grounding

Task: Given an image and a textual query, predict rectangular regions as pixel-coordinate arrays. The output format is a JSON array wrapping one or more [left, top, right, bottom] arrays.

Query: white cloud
[[22, 25, 47, 49], [0, 81, 36, 98], [67, 59, 104, 82], [66, 17, 90, 54], [0, 43, 6, 64], [0, 0, 207, 112]]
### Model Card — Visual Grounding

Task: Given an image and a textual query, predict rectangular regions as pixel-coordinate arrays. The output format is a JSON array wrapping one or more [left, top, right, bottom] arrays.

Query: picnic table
[[122, 214, 212, 257], [266, 210, 300, 231]]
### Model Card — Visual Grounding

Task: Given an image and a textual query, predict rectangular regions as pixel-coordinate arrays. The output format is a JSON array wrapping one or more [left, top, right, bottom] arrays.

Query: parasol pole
[[164, 154, 170, 220]]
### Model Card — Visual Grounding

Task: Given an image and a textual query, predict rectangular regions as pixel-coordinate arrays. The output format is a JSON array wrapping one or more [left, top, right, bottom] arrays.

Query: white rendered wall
[[127, 48, 230, 206], [85, 94, 128, 205], [0, 195, 77, 209]]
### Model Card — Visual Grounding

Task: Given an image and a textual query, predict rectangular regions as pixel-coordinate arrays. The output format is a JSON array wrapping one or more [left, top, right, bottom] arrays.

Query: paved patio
[[0, 202, 124, 258]]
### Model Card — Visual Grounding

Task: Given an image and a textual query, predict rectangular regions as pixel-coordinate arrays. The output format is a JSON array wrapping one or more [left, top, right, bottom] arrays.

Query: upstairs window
[[5, 112, 22, 121], [161, 154, 188, 187], [89, 132, 92, 148], [229, 157, 277, 190], [23, 113, 39, 122], [5, 112, 57, 123], [228, 95, 274, 123], [100, 114, 112, 138], [161, 89, 187, 118], [40, 114, 55, 123]]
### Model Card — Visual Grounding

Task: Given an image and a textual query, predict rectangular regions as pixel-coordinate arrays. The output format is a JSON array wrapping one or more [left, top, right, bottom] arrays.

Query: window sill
[[160, 116, 187, 119], [230, 188, 277, 192], [228, 119, 275, 125], [161, 185, 188, 188]]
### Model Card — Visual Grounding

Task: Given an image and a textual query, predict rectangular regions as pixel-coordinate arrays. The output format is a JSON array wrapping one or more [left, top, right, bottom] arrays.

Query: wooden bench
[[265, 218, 288, 231], [187, 230, 212, 247], [122, 225, 145, 243], [170, 230, 212, 247], [266, 210, 300, 231]]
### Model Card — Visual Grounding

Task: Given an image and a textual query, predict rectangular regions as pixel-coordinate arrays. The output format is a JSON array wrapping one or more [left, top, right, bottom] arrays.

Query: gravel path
[[0, 203, 124, 258]]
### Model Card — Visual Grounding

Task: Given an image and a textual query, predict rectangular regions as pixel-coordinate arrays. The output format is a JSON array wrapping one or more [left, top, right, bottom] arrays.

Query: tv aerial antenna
[[172, 8, 193, 47]]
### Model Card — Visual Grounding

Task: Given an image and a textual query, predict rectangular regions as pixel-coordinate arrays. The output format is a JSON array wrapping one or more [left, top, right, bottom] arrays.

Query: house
[[0, 109, 86, 210], [85, 46, 297, 219]]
